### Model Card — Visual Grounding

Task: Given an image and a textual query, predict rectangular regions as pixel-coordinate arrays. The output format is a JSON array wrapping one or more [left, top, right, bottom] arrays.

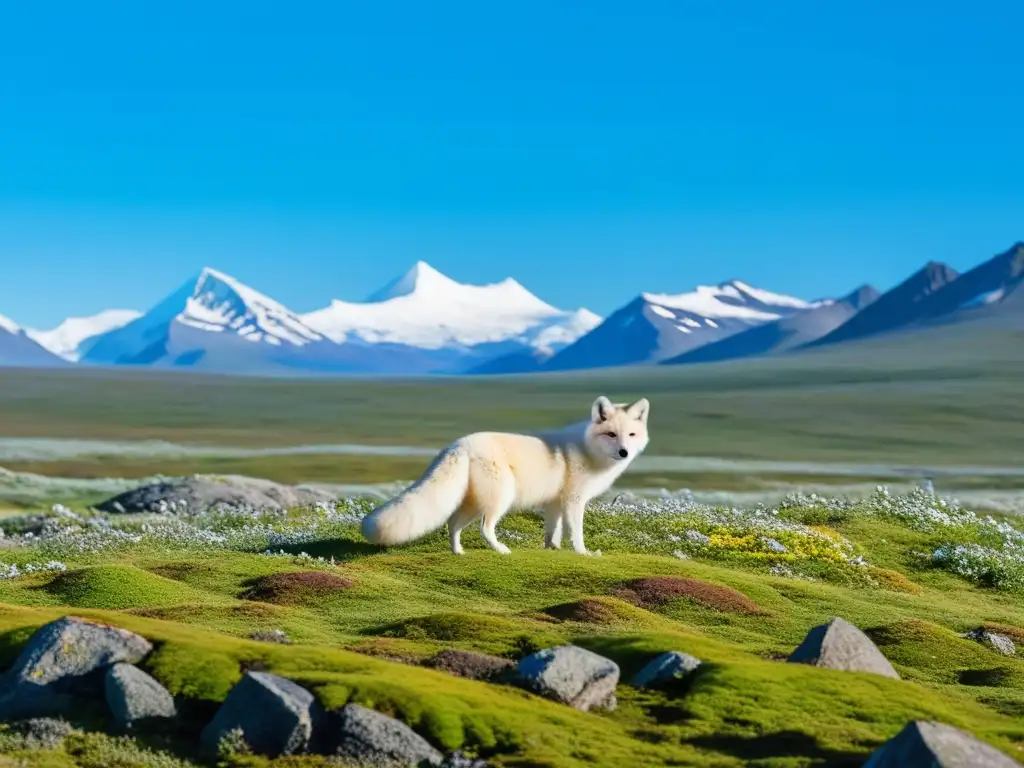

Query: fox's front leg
[[562, 499, 592, 555], [542, 504, 563, 549]]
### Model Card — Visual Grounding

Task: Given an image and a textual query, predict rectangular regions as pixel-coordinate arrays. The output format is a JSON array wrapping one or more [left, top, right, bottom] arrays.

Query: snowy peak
[[0, 313, 20, 335], [27, 309, 142, 361], [641, 279, 821, 322], [364, 260, 462, 302], [545, 278, 821, 371], [304, 264, 586, 351], [178, 267, 323, 347], [0, 312, 68, 368], [363, 261, 557, 315]]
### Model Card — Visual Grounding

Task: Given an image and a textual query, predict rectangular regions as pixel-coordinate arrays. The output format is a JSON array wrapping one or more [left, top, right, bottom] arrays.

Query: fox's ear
[[627, 398, 650, 423], [591, 396, 615, 424]]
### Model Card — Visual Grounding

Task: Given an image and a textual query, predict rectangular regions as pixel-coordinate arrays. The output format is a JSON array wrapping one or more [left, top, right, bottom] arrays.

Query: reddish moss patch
[[614, 576, 761, 614], [147, 563, 201, 582], [425, 649, 514, 681], [544, 598, 621, 624], [240, 571, 354, 604]]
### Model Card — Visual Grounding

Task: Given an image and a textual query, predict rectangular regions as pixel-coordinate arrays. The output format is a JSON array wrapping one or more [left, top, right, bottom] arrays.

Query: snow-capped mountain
[[0, 313, 68, 368], [28, 309, 142, 361], [664, 284, 880, 366], [302, 261, 601, 362], [543, 280, 826, 371], [76, 264, 597, 375], [80, 268, 411, 374]]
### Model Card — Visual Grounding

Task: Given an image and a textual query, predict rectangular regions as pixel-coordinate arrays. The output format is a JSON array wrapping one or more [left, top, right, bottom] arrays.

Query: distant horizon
[[4, 232, 1023, 331], [3, 1, 1022, 327]]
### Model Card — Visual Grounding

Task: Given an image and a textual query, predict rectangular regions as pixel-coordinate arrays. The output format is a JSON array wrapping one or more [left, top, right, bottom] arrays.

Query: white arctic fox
[[361, 396, 650, 555]]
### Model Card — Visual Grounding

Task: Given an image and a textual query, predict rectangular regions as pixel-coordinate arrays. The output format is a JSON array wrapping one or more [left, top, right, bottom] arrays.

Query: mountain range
[[2, 242, 1021, 376]]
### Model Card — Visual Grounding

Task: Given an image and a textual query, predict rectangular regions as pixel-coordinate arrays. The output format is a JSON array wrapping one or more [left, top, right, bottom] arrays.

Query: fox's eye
[[606, 432, 617, 438], [629, 432, 636, 437]]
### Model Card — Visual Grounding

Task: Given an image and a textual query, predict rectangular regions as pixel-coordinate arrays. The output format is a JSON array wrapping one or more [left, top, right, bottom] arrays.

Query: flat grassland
[[0, 324, 1021, 474]]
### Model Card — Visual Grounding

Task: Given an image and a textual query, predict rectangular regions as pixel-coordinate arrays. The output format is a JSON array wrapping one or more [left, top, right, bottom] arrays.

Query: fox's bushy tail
[[361, 443, 470, 546]]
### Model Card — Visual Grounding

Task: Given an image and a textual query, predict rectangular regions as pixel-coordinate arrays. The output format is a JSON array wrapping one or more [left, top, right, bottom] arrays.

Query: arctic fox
[[361, 396, 650, 555]]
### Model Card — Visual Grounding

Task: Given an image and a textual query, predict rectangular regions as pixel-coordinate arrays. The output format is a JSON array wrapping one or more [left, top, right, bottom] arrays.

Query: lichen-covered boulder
[[962, 628, 1016, 657], [200, 672, 321, 757], [788, 617, 899, 679], [0, 616, 152, 719], [325, 703, 443, 766], [105, 663, 176, 729], [516, 645, 620, 711], [863, 720, 1023, 767], [630, 651, 702, 688]]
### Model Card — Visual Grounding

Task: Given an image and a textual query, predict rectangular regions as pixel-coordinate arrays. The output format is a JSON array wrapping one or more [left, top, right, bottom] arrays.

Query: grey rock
[[6, 718, 75, 749], [201, 671, 321, 757], [327, 703, 443, 766], [0, 616, 152, 719], [762, 537, 788, 553], [516, 645, 620, 712], [962, 628, 1016, 656], [630, 651, 702, 688], [96, 474, 335, 514], [249, 629, 293, 645], [788, 617, 900, 680], [105, 663, 176, 729], [863, 720, 1022, 767], [440, 751, 491, 768]]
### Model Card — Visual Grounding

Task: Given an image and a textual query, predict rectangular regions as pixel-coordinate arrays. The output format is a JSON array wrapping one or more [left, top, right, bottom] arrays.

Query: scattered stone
[[326, 703, 442, 766], [425, 649, 513, 682], [201, 671, 321, 757], [516, 645, 619, 712], [0, 616, 153, 719], [863, 720, 1022, 767], [249, 629, 293, 645], [684, 530, 711, 545], [96, 475, 336, 514], [104, 663, 176, 729], [788, 616, 900, 680], [6, 718, 75, 749], [630, 651, 702, 688], [962, 628, 1016, 657], [441, 751, 491, 768], [762, 537, 788, 553]]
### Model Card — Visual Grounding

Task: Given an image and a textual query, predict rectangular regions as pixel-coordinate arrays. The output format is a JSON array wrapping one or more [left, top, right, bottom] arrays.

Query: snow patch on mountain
[[0, 314, 19, 335], [28, 309, 142, 361], [303, 261, 599, 351]]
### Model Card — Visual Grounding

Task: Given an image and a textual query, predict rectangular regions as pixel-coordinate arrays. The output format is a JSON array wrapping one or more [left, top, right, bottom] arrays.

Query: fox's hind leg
[[447, 504, 478, 555], [477, 468, 516, 555], [542, 504, 563, 549]]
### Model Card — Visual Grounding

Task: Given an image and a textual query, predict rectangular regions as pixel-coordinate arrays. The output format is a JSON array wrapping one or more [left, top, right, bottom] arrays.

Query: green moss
[[374, 611, 565, 657], [41, 565, 225, 610], [2, 496, 1024, 765]]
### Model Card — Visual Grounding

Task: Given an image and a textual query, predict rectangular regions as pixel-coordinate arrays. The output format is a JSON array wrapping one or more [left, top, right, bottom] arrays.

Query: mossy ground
[[1, 498, 1024, 766]]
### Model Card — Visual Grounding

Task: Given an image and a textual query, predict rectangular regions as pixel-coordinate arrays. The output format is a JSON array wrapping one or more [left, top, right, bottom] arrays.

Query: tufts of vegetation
[[1, 487, 1024, 764]]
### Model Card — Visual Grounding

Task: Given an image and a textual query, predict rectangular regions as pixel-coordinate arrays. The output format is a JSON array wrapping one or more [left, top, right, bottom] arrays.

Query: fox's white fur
[[361, 396, 650, 555]]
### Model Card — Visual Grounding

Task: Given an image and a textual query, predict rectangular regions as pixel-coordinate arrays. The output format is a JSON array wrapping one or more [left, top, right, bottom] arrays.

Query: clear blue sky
[[1, 0, 1021, 327]]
